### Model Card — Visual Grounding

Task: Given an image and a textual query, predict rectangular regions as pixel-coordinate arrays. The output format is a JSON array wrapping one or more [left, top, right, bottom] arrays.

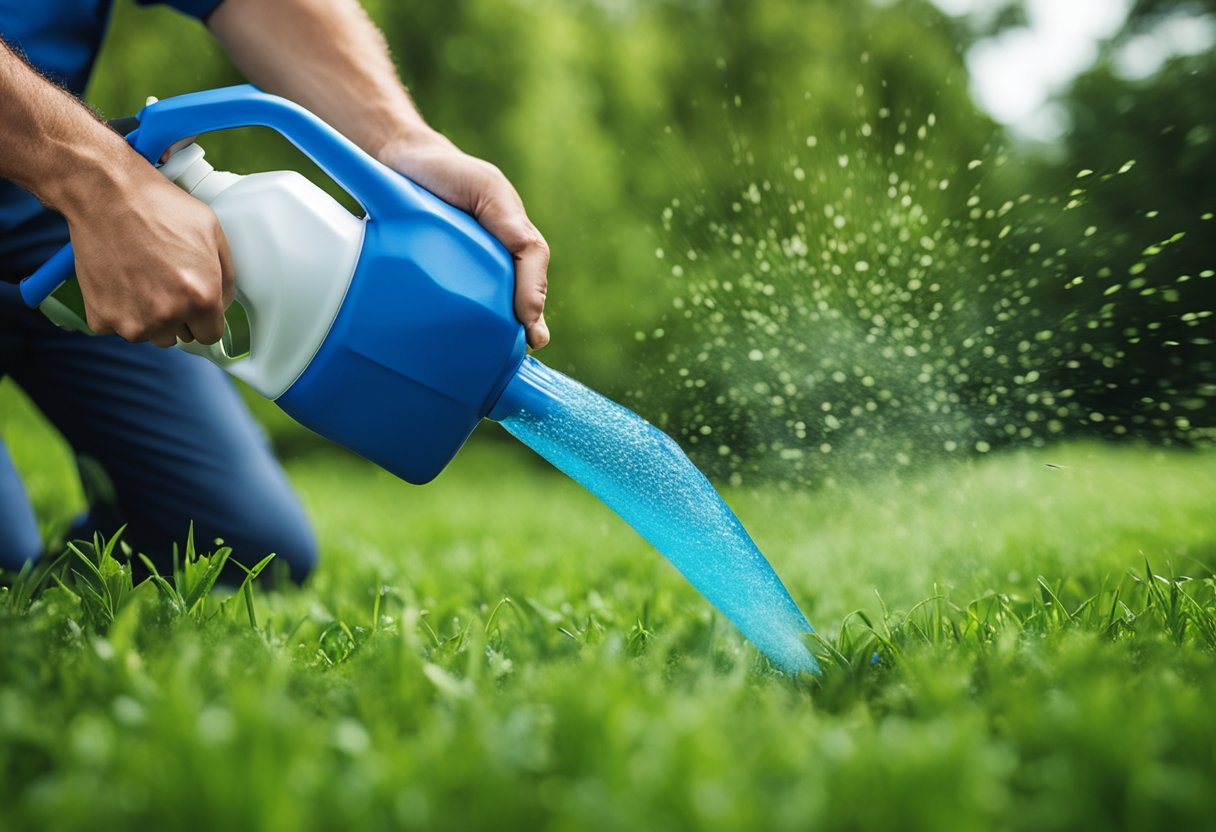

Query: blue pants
[[0, 282, 317, 583]]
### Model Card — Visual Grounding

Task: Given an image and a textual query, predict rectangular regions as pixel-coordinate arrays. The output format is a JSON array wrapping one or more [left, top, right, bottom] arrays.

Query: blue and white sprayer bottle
[[22, 85, 821, 675], [23, 85, 527, 484]]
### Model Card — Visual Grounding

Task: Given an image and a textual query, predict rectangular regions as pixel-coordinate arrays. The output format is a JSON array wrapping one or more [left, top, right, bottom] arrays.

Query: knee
[[220, 463, 320, 586], [223, 511, 319, 587], [265, 520, 318, 586], [129, 495, 321, 588]]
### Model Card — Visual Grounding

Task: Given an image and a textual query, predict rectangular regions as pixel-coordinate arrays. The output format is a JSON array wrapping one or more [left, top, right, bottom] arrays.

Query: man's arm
[[207, 0, 551, 349], [0, 39, 233, 346]]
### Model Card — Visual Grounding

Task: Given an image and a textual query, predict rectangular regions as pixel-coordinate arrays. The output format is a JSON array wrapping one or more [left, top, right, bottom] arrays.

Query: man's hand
[[1, 40, 233, 348], [66, 164, 235, 347], [379, 133, 550, 349]]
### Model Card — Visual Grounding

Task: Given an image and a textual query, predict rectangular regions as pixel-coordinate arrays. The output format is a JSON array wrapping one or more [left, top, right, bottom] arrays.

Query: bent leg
[[9, 305, 318, 583]]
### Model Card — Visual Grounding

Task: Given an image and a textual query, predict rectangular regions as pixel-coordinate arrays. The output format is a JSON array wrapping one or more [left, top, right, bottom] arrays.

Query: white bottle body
[[161, 144, 366, 399]]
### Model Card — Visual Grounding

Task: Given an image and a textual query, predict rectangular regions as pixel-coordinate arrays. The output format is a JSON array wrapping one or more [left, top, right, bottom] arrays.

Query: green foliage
[[58, 529, 139, 631], [136, 524, 277, 625], [810, 565, 1216, 685], [2, 524, 277, 633], [2, 411, 1216, 829]]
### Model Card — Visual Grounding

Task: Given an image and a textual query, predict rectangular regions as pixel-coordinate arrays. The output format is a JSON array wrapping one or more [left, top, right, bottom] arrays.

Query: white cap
[[159, 143, 241, 204]]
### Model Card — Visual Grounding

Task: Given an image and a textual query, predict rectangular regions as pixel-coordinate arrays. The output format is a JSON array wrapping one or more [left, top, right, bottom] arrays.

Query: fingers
[[474, 195, 551, 350], [179, 218, 231, 346], [149, 328, 179, 349], [216, 225, 236, 309], [85, 258, 226, 346], [70, 169, 233, 351], [184, 281, 227, 346], [514, 228, 550, 349]]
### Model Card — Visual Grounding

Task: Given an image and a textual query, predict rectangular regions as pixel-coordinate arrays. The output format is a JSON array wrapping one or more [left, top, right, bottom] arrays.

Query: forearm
[[207, 0, 438, 162], [0, 39, 151, 220]]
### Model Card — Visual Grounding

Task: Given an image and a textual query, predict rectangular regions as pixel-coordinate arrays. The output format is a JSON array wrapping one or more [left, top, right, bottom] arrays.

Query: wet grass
[[2, 381, 1216, 831]]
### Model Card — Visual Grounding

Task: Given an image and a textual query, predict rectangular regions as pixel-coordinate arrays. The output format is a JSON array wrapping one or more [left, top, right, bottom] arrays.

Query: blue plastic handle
[[20, 84, 417, 307], [19, 242, 76, 307], [127, 85, 411, 214]]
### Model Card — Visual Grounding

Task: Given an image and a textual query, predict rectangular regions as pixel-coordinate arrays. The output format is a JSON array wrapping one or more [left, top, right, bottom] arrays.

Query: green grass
[[3, 379, 1216, 831]]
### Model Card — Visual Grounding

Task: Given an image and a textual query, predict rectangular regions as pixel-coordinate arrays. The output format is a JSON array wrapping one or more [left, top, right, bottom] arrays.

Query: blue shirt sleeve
[[135, 0, 226, 20]]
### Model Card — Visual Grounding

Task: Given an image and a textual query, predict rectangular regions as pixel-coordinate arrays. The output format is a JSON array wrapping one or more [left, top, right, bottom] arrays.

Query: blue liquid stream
[[490, 357, 819, 674]]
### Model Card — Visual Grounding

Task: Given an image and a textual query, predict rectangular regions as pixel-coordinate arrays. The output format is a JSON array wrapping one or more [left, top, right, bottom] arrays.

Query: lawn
[[2, 379, 1216, 832]]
